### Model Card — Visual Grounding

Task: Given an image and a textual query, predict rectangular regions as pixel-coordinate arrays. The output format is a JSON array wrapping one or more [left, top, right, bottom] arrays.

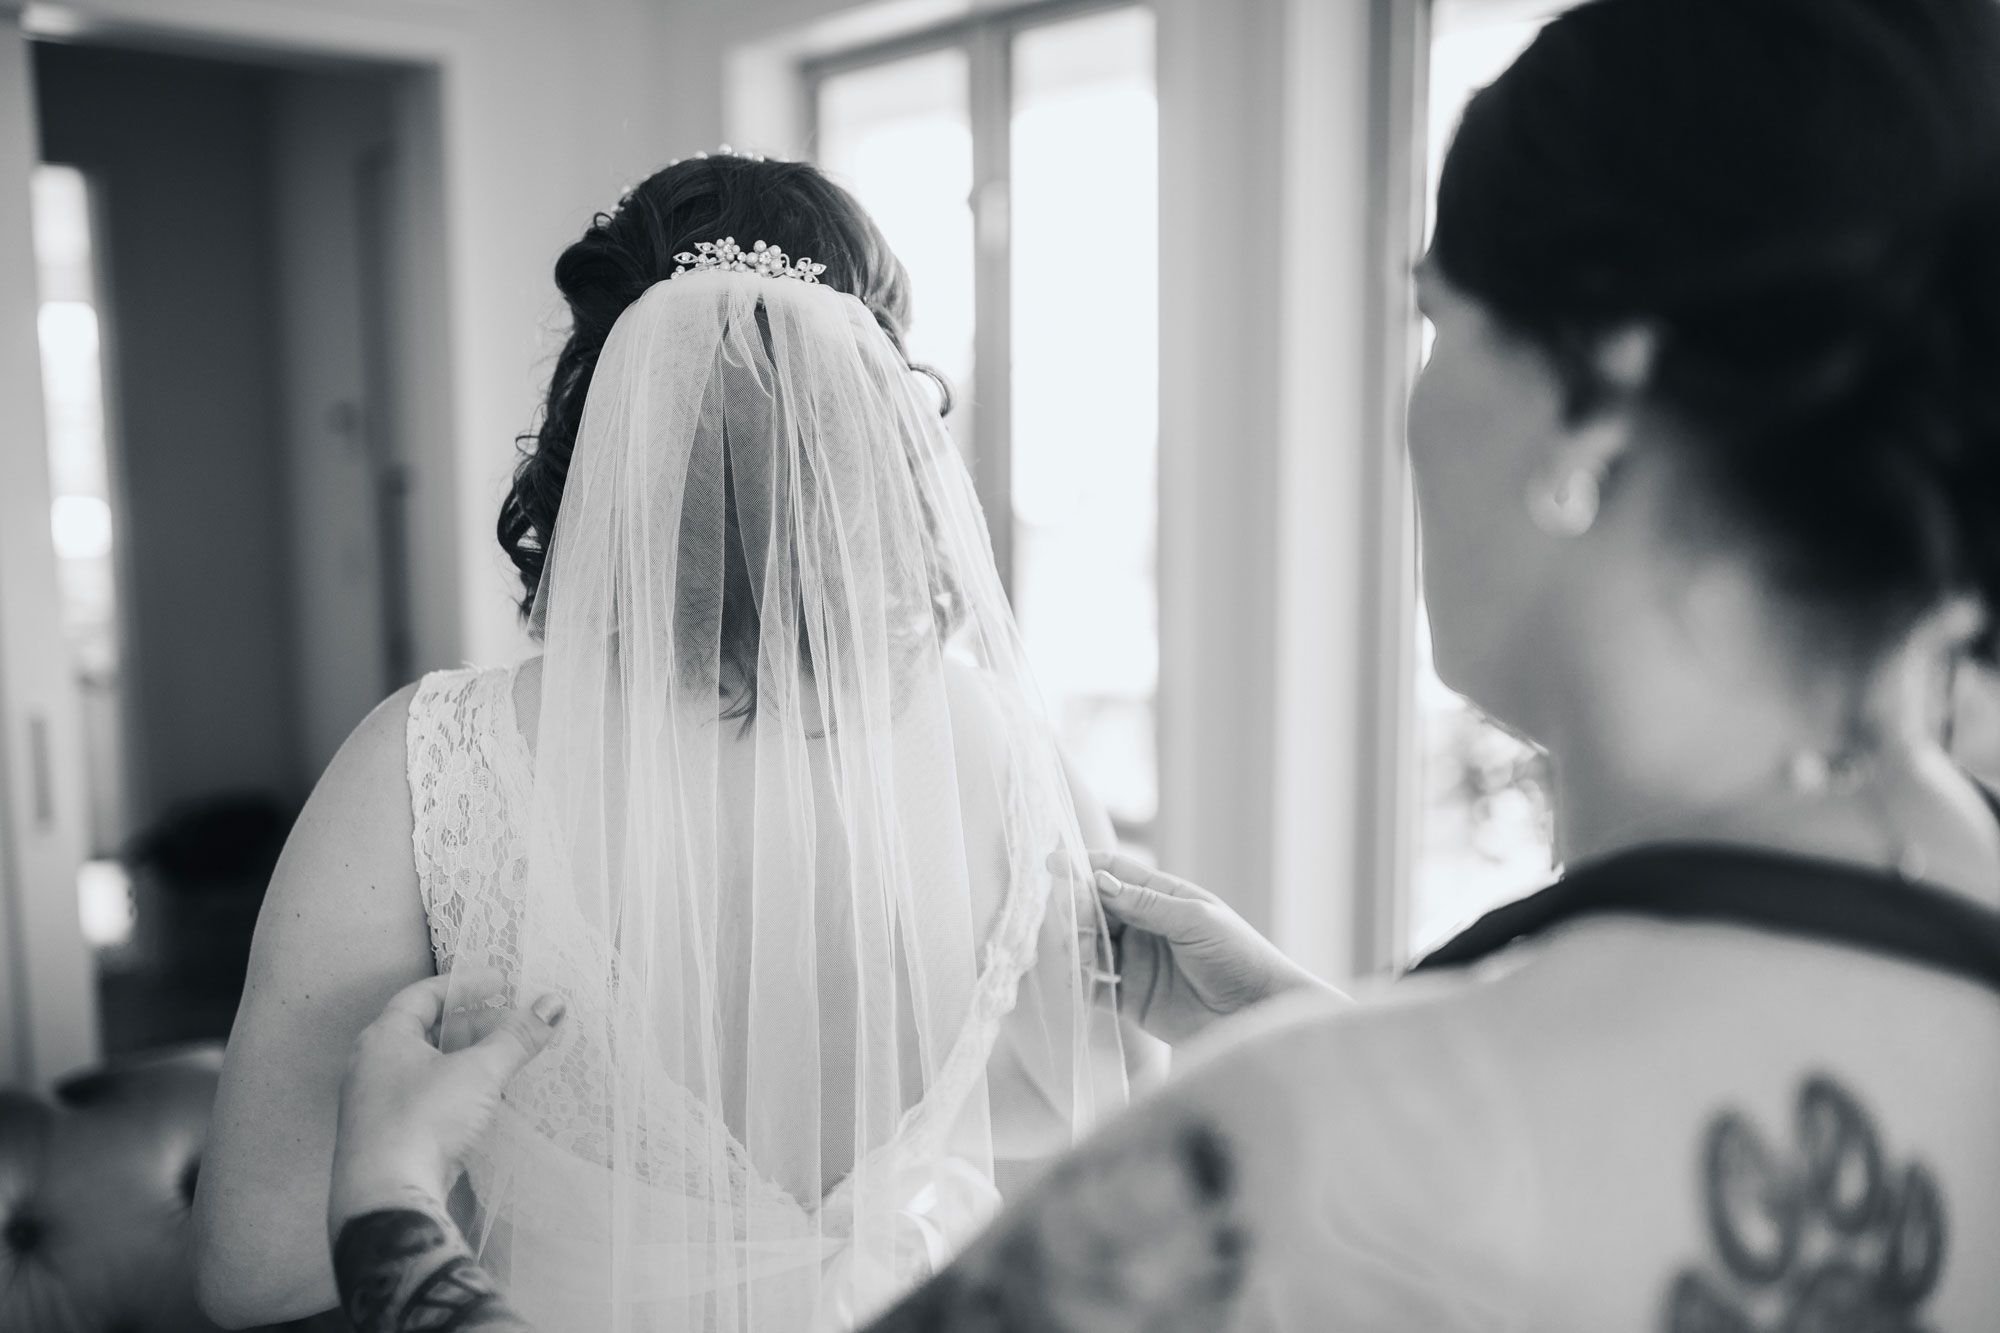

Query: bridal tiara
[[671, 237, 826, 284]]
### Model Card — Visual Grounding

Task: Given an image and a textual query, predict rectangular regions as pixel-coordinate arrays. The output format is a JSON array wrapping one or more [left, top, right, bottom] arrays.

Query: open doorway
[[29, 40, 456, 1055]]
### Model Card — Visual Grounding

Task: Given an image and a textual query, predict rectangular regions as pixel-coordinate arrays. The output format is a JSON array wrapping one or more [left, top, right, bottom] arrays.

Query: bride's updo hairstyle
[[499, 154, 916, 621], [1433, 0, 2000, 658]]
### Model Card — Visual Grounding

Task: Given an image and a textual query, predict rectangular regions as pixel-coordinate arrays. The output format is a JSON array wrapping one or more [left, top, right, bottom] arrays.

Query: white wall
[[271, 71, 414, 780]]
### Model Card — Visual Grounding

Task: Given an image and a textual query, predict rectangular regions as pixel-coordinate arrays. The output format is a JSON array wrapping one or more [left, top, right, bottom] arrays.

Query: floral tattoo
[[334, 1205, 534, 1333], [1665, 1073, 1947, 1332]]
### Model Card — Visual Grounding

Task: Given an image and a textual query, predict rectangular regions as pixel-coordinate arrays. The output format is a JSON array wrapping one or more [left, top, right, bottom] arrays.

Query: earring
[[1785, 748, 1832, 796], [1526, 466, 1601, 537], [1785, 746, 1866, 797]]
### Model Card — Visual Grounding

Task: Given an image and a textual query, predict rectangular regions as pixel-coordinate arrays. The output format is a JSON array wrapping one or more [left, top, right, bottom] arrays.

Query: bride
[[193, 153, 1135, 1331]]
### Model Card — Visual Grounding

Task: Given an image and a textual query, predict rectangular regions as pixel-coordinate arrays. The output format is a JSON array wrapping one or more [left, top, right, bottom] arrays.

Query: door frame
[[0, 12, 98, 1085], [0, 0, 459, 1086]]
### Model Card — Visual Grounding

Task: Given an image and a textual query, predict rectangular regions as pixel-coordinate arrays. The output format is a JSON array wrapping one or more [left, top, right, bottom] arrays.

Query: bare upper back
[[1151, 919, 2000, 1330]]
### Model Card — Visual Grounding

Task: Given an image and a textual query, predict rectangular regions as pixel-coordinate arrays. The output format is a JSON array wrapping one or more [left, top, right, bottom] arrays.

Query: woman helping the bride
[[193, 154, 1139, 1332]]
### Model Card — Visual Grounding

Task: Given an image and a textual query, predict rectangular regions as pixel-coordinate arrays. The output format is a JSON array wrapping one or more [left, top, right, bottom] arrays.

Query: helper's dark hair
[[1433, 0, 2000, 659], [498, 154, 917, 622]]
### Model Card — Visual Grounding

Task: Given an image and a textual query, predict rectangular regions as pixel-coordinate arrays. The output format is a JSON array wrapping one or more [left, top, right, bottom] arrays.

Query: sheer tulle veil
[[439, 266, 1127, 1330]]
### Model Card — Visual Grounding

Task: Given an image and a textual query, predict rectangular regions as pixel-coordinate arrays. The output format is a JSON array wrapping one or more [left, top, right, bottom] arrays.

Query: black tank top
[[1410, 837, 2000, 997]]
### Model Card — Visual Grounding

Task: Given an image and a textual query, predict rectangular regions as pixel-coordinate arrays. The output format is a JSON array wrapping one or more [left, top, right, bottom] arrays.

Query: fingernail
[[532, 994, 567, 1026], [1094, 869, 1124, 897]]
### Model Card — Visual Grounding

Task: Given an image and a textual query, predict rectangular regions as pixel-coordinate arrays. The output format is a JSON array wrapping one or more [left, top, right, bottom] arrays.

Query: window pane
[[816, 49, 976, 446], [1407, 6, 1567, 959], [1011, 7, 1159, 846]]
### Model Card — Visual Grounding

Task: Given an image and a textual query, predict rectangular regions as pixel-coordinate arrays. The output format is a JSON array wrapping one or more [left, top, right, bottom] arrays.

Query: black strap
[[1409, 841, 2000, 998]]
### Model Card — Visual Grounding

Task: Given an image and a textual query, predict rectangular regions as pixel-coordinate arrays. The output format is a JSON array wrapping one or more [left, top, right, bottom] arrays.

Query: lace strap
[[407, 666, 518, 971]]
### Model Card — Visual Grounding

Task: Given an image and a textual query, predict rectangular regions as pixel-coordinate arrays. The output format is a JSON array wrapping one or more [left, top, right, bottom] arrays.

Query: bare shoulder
[[872, 1029, 1300, 1332], [322, 679, 424, 820], [1115, 985, 1518, 1219], [940, 658, 1008, 750], [881, 992, 1539, 1331], [1176, 976, 1493, 1096], [270, 682, 424, 903], [940, 660, 1115, 848], [196, 680, 439, 1325], [511, 655, 543, 743], [239, 676, 433, 1010]]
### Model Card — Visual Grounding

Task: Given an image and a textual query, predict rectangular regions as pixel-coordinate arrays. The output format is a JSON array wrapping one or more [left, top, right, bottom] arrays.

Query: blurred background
[[2, 0, 1998, 1094]]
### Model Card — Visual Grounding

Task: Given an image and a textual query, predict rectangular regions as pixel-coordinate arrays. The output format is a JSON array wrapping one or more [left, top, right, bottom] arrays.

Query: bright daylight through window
[[816, 5, 1160, 852]]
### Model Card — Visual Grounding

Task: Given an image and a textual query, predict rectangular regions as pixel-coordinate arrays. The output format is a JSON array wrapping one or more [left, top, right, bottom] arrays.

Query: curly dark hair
[[1434, 0, 2000, 659], [498, 154, 918, 621]]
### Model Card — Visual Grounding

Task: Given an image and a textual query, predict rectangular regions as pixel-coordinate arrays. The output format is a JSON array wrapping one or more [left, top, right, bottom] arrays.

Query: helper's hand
[[329, 972, 563, 1231], [1086, 853, 1345, 1046]]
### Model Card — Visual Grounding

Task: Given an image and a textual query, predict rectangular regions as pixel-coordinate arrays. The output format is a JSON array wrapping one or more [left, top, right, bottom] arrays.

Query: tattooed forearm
[[868, 1114, 1250, 1333], [334, 1205, 533, 1333]]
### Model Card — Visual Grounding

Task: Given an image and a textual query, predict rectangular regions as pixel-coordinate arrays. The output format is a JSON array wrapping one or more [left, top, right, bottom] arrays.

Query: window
[[811, 3, 1161, 850], [815, 49, 976, 448], [1404, 3, 1568, 959]]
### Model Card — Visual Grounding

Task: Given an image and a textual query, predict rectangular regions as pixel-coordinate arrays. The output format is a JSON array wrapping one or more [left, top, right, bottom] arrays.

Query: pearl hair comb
[[671, 237, 826, 284]]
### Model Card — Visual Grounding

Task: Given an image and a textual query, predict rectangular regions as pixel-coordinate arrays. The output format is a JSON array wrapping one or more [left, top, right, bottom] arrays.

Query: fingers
[[1087, 852, 1216, 904], [439, 965, 510, 1009], [1048, 851, 1224, 946], [375, 975, 453, 1040], [1045, 849, 1123, 940], [462, 994, 566, 1085], [1048, 850, 1213, 903], [1093, 869, 1218, 944], [459, 1006, 518, 1045], [432, 967, 514, 1050]]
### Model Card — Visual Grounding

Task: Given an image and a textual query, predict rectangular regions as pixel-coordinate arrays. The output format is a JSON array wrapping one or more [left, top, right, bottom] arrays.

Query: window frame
[[1356, 0, 1432, 973], [794, 0, 1483, 976], [800, 0, 1147, 593], [802, 0, 1162, 849], [1393, 0, 1586, 968]]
